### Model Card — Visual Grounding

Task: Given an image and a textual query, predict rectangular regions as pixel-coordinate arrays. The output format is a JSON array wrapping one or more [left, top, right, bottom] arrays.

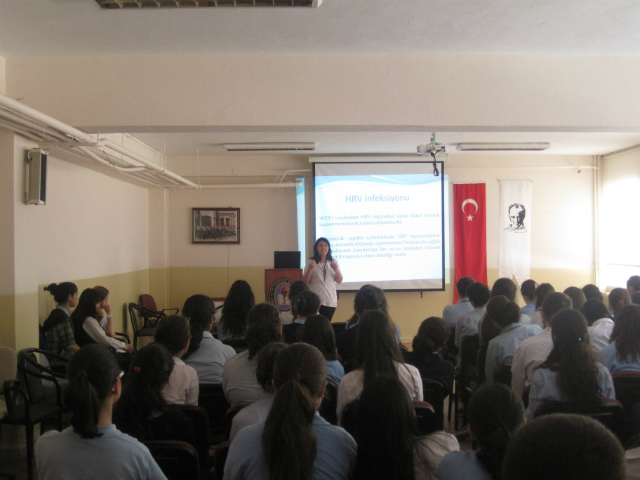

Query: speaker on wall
[[25, 148, 47, 205]]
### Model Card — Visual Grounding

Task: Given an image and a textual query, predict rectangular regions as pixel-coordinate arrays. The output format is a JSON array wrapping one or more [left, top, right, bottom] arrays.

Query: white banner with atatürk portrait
[[499, 180, 532, 285]]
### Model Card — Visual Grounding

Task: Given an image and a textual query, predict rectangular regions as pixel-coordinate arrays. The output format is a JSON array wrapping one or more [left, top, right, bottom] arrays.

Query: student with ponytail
[[438, 383, 524, 480], [35, 344, 167, 480], [42, 282, 80, 363], [281, 290, 321, 343], [525, 309, 615, 420], [224, 343, 356, 480]]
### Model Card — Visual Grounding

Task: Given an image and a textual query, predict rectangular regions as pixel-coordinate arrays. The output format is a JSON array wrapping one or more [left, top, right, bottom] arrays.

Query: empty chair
[[129, 302, 158, 349], [166, 405, 211, 471], [139, 294, 179, 328], [144, 441, 199, 480], [413, 401, 438, 435], [421, 378, 447, 431], [198, 383, 231, 443], [612, 371, 640, 417]]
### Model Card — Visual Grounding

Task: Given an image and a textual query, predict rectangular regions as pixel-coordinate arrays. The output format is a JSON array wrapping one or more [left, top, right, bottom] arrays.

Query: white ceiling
[[1, 0, 640, 57]]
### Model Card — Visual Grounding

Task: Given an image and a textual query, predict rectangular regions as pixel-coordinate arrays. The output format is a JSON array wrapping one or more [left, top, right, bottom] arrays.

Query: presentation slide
[[314, 162, 445, 291]]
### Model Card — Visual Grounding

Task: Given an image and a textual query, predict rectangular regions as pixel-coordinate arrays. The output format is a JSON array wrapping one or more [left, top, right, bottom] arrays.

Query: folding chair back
[[144, 441, 199, 480]]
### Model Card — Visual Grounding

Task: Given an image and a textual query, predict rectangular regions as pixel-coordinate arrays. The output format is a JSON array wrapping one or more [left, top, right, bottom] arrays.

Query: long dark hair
[[610, 304, 640, 364], [154, 315, 191, 356], [246, 303, 282, 359], [580, 299, 609, 326], [310, 237, 333, 263], [114, 344, 174, 438], [354, 376, 420, 480], [540, 309, 601, 406], [491, 278, 517, 302], [220, 280, 255, 338], [468, 383, 524, 480], [64, 344, 121, 439], [44, 282, 78, 305], [355, 310, 403, 388], [347, 284, 389, 327], [609, 287, 631, 318], [182, 294, 214, 359], [534, 283, 555, 310], [486, 296, 520, 329], [299, 314, 336, 361], [262, 343, 327, 480], [71, 288, 102, 341], [563, 286, 587, 311], [412, 316, 449, 362], [293, 290, 321, 318]]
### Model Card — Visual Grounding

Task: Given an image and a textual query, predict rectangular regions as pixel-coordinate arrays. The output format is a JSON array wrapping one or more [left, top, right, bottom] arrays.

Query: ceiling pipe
[[187, 182, 301, 189]]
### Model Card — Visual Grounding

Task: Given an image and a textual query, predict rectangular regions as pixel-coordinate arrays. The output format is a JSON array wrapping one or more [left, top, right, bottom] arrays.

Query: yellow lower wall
[[0, 294, 16, 348], [163, 266, 596, 344]]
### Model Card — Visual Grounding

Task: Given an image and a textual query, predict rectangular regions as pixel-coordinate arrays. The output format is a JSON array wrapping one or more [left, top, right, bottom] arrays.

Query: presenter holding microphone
[[303, 237, 343, 321]]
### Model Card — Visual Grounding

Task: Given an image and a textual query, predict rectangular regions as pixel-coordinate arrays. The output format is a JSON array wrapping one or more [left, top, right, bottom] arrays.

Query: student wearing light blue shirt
[[520, 279, 537, 315], [443, 276, 475, 327], [600, 304, 640, 374], [525, 309, 615, 420]]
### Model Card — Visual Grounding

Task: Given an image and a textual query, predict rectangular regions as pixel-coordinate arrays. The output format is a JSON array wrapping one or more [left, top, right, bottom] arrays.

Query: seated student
[[337, 310, 423, 423], [229, 342, 287, 442], [42, 282, 80, 364], [583, 298, 614, 353], [278, 280, 309, 326], [35, 344, 167, 480], [93, 286, 117, 338], [299, 314, 345, 387], [282, 290, 321, 344], [442, 276, 475, 327], [71, 288, 134, 353], [610, 287, 631, 319], [525, 283, 555, 328], [336, 284, 389, 365], [217, 280, 255, 342], [113, 344, 196, 446], [563, 286, 587, 311], [484, 297, 542, 383], [182, 294, 236, 384], [455, 282, 490, 348], [438, 383, 524, 480], [525, 309, 615, 420], [154, 314, 199, 405], [600, 304, 640, 373], [224, 343, 357, 480], [503, 414, 626, 480], [223, 303, 283, 404], [404, 316, 455, 395], [480, 278, 532, 328], [511, 292, 573, 398], [354, 376, 459, 480], [634, 292, 640, 305], [629, 275, 640, 299], [520, 279, 537, 315], [583, 283, 604, 302], [477, 314, 501, 386]]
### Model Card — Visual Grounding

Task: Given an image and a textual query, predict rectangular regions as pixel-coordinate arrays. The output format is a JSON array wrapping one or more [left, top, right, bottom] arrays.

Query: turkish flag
[[453, 183, 488, 302]]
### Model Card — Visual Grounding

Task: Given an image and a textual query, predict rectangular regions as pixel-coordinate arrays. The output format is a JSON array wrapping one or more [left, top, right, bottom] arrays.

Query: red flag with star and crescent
[[453, 183, 488, 302]]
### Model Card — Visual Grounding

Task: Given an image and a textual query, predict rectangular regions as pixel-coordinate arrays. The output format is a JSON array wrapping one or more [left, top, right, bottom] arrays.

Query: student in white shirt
[[154, 314, 199, 405], [600, 304, 640, 374], [511, 292, 573, 398], [455, 282, 490, 348], [443, 276, 475, 327], [582, 298, 614, 353]]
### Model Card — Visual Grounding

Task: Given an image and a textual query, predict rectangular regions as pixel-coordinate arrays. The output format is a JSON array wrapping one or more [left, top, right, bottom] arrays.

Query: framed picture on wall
[[192, 208, 241, 244]]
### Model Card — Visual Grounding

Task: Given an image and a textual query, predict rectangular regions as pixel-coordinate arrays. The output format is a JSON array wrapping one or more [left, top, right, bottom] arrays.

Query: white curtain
[[499, 180, 532, 285]]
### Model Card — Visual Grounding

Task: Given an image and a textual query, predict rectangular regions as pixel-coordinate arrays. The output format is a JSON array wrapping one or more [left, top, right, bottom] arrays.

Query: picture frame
[[192, 207, 240, 244]]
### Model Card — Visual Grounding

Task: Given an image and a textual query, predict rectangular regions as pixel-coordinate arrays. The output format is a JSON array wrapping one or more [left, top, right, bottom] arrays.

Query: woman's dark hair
[[563, 286, 587, 311], [491, 278, 517, 302], [93, 286, 109, 302], [220, 280, 255, 338], [310, 237, 333, 263], [534, 283, 555, 309], [486, 296, 520, 329], [609, 287, 631, 317], [70, 288, 102, 336], [540, 309, 601, 406], [412, 316, 449, 361], [154, 315, 191, 356], [44, 282, 78, 305], [64, 344, 121, 439], [610, 304, 640, 364], [262, 343, 327, 480], [582, 284, 604, 302], [246, 303, 282, 359], [354, 376, 421, 480], [256, 342, 288, 392], [182, 294, 215, 359], [289, 280, 310, 316], [468, 383, 524, 480], [299, 314, 336, 361], [580, 299, 610, 326], [293, 290, 321, 318], [355, 310, 403, 388], [114, 344, 174, 439], [354, 284, 389, 316]]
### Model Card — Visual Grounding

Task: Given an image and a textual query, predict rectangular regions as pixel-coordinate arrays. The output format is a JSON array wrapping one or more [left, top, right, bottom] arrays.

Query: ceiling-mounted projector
[[417, 143, 447, 156]]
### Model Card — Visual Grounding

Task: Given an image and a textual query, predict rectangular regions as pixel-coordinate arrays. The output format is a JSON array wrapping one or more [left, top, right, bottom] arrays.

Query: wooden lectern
[[265, 269, 302, 312]]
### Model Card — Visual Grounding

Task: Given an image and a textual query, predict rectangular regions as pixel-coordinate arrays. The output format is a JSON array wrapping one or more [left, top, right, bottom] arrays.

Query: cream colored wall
[[0, 55, 5, 95], [5, 54, 640, 129]]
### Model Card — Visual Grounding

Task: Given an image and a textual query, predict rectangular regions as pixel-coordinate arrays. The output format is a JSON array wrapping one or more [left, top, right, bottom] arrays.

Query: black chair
[[222, 338, 248, 353], [534, 399, 626, 441], [225, 402, 250, 440], [413, 401, 437, 435], [319, 379, 338, 425], [613, 372, 640, 417], [422, 378, 446, 431], [213, 442, 230, 480], [331, 322, 347, 339], [453, 334, 479, 430], [128, 302, 158, 349], [144, 440, 200, 480], [167, 404, 211, 471], [198, 384, 231, 443], [341, 400, 359, 438], [2, 350, 64, 480], [139, 294, 179, 329]]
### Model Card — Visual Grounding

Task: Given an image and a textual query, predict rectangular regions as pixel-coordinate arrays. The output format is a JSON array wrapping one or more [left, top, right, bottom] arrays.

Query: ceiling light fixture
[[223, 142, 316, 152], [94, 0, 321, 8], [456, 142, 551, 151]]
